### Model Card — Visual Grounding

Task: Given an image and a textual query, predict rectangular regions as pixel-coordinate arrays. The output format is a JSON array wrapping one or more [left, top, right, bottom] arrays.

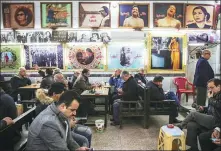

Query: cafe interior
[[0, 0, 221, 150]]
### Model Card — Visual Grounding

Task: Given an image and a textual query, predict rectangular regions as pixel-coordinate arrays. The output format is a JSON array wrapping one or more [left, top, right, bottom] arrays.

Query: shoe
[[110, 122, 120, 126], [173, 118, 182, 123]]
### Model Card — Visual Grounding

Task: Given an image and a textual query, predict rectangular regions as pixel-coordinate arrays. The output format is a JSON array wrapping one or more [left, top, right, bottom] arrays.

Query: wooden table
[[18, 84, 40, 99], [81, 87, 109, 128]]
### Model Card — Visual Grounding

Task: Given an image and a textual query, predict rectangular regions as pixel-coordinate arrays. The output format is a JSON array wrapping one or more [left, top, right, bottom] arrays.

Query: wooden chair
[[119, 84, 147, 129]]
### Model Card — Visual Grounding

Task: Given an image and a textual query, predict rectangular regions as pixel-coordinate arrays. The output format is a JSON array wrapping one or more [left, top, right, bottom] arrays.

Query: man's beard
[[132, 12, 138, 18]]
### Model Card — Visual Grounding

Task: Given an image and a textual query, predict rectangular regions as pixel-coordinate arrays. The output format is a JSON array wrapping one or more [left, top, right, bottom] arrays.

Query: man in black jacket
[[0, 117, 14, 130], [10, 67, 32, 101], [40, 68, 54, 89], [146, 75, 180, 123], [111, 71, 139, 125], [134, 68, 147, 86], [193, 49, 214, 106], [177, 78, 221, 151]]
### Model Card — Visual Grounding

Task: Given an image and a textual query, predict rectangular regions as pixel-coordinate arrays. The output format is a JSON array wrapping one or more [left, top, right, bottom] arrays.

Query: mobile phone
[[210, 138, 217, 141], [88, 148, 94, 151]]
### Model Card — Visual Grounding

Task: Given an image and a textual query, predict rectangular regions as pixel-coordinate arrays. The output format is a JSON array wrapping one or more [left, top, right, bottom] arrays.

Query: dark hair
[[82, 68, 89, 74], [101, 6, 109, 15], [56, 90, 80, 107], [46, 68, 53, 76], [153, 75, 164, 82], [132, 5, 139, 10], [14, 7, 33, 26], [48, 82, 66, 96], [207, 78, 221, 87], [38, 70, 46, 78], [193, 6, 210, 21], [86, 48, 93, 53], [122, 70, 129, 76]]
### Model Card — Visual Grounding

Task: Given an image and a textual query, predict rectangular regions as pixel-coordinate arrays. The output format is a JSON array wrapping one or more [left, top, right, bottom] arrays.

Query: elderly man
[[177, 78, 221, 151], [26, 90, 89, 151], [194, 49, 214, 106], [99, 6, 110, 27], [54, 73, 68, 90], [134, 68, 147, 86], [123, 5, 144, 28], [10, 67, 31, 101], [111, 71, 139, 126]]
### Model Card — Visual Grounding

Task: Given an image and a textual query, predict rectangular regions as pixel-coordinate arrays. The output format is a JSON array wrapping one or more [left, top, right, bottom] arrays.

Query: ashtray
[[167, 124, 174, 128]]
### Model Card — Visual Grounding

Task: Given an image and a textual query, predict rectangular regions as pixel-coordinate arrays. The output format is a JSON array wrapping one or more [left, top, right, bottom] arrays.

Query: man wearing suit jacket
[[193, 49, 214, 106]]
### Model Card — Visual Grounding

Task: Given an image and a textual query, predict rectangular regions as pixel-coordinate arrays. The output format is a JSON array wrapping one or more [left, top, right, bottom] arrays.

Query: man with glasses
[[194, 49, 214, 106], [99, 6, 110, 27], [26, 90, 89, 151], [176, 78, 221, 151]]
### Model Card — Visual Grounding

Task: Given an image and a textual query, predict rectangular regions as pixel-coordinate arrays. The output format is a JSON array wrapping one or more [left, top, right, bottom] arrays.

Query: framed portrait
[[153, 3, 184, 28], [1, 30, 15, 43], [52, 30, 68, 42], [65, 43, 105, 70], [2, 3, 34, 29], [119, 3, 149, 28], [215, 5, 221, 29], [67, 31, 78, 42], [148, 33, 186, 73], [79, 2, 111, 28], [0, 44, 22, 71], [107, 42, 146, 70], [185, 4, 215, 29], [41, 2, 72, 28], [24, 44, 64, 69]]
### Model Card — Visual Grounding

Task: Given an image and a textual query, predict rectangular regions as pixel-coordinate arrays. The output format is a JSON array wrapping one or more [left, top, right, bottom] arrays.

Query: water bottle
[[17, 94, 21, 104]]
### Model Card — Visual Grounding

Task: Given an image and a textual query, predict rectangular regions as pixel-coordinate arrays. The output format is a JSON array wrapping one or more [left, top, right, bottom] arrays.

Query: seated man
[[146, 75, 181, 123], [111, 71, 139, 126], [54, 73, 68, 90], [134, 68, 148, 86], [26, 90, 89, 151], [177, 78, 221, 151], [10, 67, 32, 101], [199, 126, 221, 151], [69, 71, 80, 89], [40, 68, 54, 89]]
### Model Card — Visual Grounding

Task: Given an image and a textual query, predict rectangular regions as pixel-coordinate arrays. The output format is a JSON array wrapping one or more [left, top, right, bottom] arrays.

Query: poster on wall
[[0, 44, 22, 71], [185, 4, 214, 29], [153, 3, 184, 28], [79, 2, 111, 28], [76, 31, 111, 43], [65, 43, 105, 70], [188, 31, 220, 44], [41, 2, 72, 28], [148, 33, 186, 73], [0, 30, 15, 43], [107, 42, 145, 70], [2, 3, 34, 29], [215, 5, 221, 29], [24, 44, 63, 69], [52, 30, 68, 42], [119, 4, 149, 28]]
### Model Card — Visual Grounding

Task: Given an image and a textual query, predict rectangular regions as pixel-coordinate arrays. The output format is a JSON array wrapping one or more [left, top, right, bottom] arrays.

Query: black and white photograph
[[0, 31, 15, 43], [67, 31, 77, 42], [188, 32, 209, 43], [52, 30, 68, 42], [16, 31, 27, 43], [24, 44, 63, 69], [100, 31, 111, 43], [77, 31, 91, 42], [90, 33, 101, 42]]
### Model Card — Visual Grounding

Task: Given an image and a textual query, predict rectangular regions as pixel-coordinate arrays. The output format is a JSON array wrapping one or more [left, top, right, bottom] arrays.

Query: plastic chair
[[157, 125, 186, 150], [174, 77, 195, 103]]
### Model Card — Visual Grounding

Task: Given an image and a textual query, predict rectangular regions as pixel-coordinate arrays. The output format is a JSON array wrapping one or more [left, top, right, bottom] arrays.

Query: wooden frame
[[215, 5, 221, 30], [147, 32, 187, 74], [79, 2, 111, 28], [153, 3, 185, 28], [64, 43, 106, 71], [2, 3, 35, 29], [40, 2, 72, 28], [106, 41, 146, 71], [185, 4, 215, 29], [118, 3, 150, 28]]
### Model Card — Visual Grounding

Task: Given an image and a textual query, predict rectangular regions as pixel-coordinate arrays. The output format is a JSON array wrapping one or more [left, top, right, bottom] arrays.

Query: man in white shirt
[[99, 6, 110, 27]]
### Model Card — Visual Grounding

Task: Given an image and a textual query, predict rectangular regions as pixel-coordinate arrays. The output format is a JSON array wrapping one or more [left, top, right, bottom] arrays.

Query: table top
[[81, 87, 109, 96], [19, 84, 40, 89]]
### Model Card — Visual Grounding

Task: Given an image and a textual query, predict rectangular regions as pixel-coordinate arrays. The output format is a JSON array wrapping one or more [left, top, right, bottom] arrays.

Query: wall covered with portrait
[[0, 1, 220, 76]]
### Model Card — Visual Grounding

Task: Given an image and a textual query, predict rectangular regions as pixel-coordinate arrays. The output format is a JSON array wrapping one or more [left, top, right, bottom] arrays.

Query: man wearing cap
[[26, 90, 89, 151], [99, 6, 110, 27], [146, 75, 181, 123]]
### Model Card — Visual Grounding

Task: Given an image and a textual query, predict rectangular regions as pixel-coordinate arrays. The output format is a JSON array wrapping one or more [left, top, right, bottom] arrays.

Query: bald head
[[202, 49, 211, 60], [19, 67, 26, 77], [139, 68, 144, 75]]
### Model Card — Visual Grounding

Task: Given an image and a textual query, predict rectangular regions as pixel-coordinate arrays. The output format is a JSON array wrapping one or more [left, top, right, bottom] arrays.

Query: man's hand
[[117, 88, 123, 93], [76, 147, 90, 151], [213, 139, 221, 145], [69, 118, 77, 128], [208, 91, 213, 98], [212, 129, 220, 139], [199, 106, 204, 111], [3, 117, 14, 126]]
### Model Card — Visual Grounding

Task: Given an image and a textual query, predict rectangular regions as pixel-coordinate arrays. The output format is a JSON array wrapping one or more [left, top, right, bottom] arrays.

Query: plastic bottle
[[17, 94, 21, 104]]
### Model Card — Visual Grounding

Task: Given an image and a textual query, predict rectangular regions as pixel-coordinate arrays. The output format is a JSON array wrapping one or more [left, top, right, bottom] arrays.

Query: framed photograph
[[41, 2, 72, 28], [148, 33, 186, 73], [67, 31, 78, 42], [119, 3, 149, 28], [24, 44, 63, 69], [2, 3, 34, 29], [215, 5, 221, 29], [65, 43, 105, 70], [153, 3, 184, 28], [52, 30, 68, 42], [107, 42, 146, 70], [185, 4, 215, 29], [0, 44, 22, 71], [79, 2, 111, 28], [1, 30, 15, 43]]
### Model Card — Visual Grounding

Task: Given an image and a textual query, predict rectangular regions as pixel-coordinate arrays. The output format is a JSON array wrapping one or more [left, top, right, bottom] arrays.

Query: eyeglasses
[[17, 13, 24, 16]]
